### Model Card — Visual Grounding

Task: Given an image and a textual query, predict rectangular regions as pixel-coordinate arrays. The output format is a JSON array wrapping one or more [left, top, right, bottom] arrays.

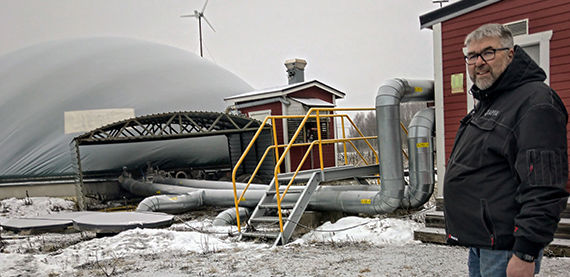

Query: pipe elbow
[[376, 78, 407, 107]]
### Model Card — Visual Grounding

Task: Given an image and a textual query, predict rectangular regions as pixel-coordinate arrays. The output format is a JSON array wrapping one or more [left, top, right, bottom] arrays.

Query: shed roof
[[224, 80, 345, 103], [420, 0, 502, 29]]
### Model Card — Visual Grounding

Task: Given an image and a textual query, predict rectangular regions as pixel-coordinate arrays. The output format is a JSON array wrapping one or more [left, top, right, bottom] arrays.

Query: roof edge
[[224, 80, 345, 103], [420, 0, 502, 29]]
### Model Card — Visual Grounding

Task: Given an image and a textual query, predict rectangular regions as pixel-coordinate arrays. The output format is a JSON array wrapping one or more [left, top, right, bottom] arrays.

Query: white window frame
[[248, 109, 272, 123]]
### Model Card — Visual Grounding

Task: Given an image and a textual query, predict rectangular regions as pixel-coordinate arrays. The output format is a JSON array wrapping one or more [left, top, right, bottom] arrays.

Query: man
[[444, 23, 569, 277]]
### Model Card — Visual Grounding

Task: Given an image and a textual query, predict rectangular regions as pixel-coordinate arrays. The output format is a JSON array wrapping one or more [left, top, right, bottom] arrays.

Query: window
[[287, 118, 329, 144], [248, 109, 272, 123]]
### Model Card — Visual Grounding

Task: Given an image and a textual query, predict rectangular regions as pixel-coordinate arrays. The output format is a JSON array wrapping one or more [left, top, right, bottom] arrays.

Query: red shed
[[420, 0, 570, 196], [224, 59, 346, 172]]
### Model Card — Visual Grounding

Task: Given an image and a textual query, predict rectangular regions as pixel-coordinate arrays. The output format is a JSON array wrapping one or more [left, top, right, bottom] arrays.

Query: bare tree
[[339, 102, 428, 160]]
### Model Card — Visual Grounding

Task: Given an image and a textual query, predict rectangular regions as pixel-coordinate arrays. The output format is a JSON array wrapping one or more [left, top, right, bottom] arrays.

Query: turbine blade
[[181, 14, 198, 18], [202, 16, 216, 32], [201, 0, 209, 13]]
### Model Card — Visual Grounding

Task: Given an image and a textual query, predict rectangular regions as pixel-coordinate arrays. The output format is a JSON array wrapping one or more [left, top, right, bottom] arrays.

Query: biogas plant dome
[[0, 37, 253, 179]]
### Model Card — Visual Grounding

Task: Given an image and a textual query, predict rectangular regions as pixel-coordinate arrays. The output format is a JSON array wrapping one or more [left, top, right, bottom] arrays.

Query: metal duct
[[375, 79, 434, 213], [136, 192, 204, 213], [154, 176, 268, 191], [213, 207, 252, 226], [119, 175, 199, 197], [121, 176, 392, 214], [401, 107, 435, 209]]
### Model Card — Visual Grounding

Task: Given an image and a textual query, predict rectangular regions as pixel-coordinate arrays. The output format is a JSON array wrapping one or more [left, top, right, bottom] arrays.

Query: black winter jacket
[[443, 46, 569, 257]]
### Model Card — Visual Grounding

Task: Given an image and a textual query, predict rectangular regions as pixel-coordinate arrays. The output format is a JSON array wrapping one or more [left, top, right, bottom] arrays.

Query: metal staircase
[[242, 165, 379, 246]]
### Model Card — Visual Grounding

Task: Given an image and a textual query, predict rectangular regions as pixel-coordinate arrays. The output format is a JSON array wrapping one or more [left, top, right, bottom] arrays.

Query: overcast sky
[[1, 0, 452, 108]]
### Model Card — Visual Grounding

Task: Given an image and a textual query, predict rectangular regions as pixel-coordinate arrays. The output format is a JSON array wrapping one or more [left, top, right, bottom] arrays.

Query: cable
[[173, 216, 240, 236]]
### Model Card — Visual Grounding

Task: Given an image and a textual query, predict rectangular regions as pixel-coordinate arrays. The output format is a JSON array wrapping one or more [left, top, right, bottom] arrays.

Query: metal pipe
[[154, 176, 268, 191], [375, 79, 434, 213], [136, 192, 204, 213], [213, 207, 252, 226], [401, 107, 436, 208], [121, 176, 387, 214]]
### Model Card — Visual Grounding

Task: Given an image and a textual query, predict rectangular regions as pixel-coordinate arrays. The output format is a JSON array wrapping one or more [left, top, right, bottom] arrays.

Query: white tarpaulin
[[0, 37, 253, 178]]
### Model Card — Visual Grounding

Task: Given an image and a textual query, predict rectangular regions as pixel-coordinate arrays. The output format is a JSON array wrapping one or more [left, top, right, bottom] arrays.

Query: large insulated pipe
[[401, 107, 435, 208], [121, 176, 392, 214], [154, 176, 268, 191], [136, 192, 204, 213], [213, 207, 253, 226], [375, 79, 434, 213]]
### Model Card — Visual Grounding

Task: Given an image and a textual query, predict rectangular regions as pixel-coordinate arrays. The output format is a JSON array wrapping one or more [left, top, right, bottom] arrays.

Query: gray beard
[[475, 77, 494, 90]]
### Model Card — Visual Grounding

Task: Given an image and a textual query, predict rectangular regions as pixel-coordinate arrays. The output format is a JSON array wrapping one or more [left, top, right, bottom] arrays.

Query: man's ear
[[508, 48, 514, 60]]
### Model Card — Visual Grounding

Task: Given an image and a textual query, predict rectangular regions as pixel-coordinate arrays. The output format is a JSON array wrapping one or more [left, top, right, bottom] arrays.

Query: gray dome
[[0, 37, 253, 178]]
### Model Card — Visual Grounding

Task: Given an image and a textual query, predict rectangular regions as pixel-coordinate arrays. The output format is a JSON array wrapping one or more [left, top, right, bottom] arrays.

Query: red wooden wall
[[441, 0, 570, 190], [237, 87, 338, 171]]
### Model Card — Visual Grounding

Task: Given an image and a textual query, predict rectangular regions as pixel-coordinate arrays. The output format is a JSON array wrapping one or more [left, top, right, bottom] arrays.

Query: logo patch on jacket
[[448, 234, 458, 241], [483, 109, 501, 120]]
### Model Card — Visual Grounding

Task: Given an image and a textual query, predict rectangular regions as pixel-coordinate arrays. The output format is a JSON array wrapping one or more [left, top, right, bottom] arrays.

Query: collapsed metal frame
[[71, 111, 266, 210]]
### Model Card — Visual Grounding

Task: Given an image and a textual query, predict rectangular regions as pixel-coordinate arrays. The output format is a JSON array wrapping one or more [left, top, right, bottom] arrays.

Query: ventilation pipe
[[136, 192, 204, 213], [402, 107, 435, 208], [213, 207, 252, 226], [154, 176, 268, 191], [375, 79, 434, 213]]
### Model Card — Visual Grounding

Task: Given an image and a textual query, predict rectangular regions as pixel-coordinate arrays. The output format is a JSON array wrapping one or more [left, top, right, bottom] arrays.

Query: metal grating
[[504, 19, 528, 37]]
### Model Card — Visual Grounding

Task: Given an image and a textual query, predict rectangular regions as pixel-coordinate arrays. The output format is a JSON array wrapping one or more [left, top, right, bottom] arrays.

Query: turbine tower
[[181, 0, 216, 57]]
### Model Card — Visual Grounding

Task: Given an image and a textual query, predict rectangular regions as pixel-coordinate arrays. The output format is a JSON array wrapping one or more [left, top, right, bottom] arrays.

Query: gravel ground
[[71, 242, 570, 277]]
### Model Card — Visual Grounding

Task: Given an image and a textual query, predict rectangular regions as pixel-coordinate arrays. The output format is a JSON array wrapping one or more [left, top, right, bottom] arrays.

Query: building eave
[[224, 80, 345, 104], [420, 0, 502, 29]]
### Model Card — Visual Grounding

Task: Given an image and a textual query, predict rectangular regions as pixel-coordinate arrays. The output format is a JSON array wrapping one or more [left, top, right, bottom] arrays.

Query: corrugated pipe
[[120, 176, 390, 214], [213, 207, 252, 226], [375, 79, 434, 213], [401, 107, 435, 208], [136, 192, 204, 213]]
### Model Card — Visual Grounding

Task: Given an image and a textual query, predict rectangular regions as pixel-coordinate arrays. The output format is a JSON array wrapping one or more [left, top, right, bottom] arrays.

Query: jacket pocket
[[449, 117, 497, 168], [526, 149, 565, 186], [480, 199, 496, 247]]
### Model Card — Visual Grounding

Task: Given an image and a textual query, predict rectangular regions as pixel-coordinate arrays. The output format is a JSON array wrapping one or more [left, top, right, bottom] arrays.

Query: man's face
[[466, 37, 513, 90]]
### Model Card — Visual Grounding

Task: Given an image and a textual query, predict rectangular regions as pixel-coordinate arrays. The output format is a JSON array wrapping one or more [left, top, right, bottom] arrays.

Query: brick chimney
[[284, 58, 307, 85]]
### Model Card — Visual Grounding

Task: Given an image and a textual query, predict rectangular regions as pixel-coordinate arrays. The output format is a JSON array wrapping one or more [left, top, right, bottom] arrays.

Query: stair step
[[562, 199, 570, 218], [414, 227, 447, 244], [414, 227, 570, 257], [250, 216, 281, 224], [259, 203, 296, 209], [556, 218, 570, 239], [242, 231, 280, 239], [425, 211, 445, 229], [266, 188, 304, 195], [424, 212, 570, 239]]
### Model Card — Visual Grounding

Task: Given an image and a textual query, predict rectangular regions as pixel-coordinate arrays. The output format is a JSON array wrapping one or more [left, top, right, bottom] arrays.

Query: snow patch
[[293, 216, 423, 246]]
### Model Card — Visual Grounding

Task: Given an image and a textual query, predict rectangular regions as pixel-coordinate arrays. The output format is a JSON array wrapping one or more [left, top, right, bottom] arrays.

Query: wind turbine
[[181, 0, 216, 57]]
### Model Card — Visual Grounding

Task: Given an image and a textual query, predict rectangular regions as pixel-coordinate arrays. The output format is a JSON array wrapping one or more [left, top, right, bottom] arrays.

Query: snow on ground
[[1, 197, 570, 276], [0, 197, 75, 218]]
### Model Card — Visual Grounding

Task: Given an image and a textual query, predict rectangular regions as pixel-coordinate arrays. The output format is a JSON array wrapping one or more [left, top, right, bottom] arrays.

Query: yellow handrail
[[231, 107, 409, 233]]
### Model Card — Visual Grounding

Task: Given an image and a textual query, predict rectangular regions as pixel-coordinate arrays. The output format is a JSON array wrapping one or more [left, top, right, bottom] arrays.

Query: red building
[[420, 0, 570, 196], [224, 59, 346, 172]]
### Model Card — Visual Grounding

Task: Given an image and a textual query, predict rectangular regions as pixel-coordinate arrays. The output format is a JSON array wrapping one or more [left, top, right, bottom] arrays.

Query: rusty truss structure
[[73, 111, 263, 145], [71, 111, 267, 209]]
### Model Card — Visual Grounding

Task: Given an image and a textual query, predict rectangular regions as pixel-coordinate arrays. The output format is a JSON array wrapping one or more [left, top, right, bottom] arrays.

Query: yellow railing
[[231, 108, 407, 233]]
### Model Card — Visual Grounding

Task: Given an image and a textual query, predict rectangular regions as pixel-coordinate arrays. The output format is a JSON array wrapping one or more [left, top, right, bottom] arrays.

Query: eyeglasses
[[464, 47, 510, 65]]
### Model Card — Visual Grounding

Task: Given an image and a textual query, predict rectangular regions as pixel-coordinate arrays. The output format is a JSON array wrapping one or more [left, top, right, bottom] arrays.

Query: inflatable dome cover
[[0, 37, 253, 178]]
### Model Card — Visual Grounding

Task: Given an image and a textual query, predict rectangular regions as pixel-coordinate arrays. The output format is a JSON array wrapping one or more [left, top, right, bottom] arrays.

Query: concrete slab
[[73, 211, 174, 233]]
